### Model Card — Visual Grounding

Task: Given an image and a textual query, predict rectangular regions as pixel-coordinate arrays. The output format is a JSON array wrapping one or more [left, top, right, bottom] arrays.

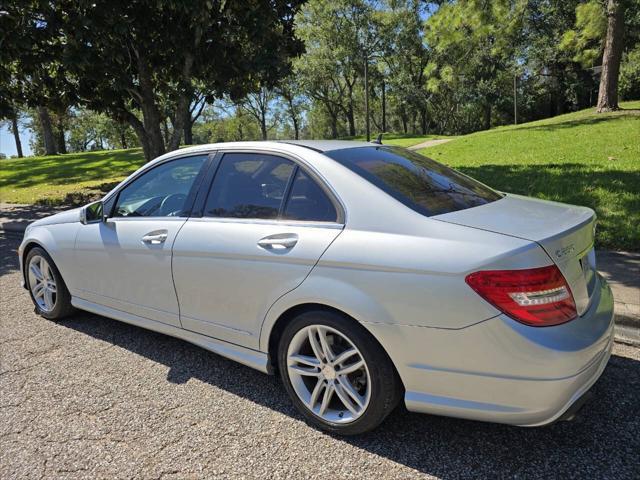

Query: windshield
[[325, 146, 502, 216]]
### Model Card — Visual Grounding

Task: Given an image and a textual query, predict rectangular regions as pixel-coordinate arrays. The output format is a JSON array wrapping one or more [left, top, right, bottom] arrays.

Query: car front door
[[73, 154, 210, 327], [172, 151, 344, 349]]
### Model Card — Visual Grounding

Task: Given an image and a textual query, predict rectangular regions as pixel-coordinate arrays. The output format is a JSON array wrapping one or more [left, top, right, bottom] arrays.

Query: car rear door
[[171, 151, 344, 349], [73, 154, 210, 327]]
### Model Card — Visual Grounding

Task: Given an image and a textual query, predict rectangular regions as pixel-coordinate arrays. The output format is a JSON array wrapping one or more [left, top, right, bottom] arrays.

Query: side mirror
[[81, 201, 104, 225]]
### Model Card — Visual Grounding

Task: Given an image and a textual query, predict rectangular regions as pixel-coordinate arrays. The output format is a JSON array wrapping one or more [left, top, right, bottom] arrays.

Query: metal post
[[365, 54, 370, 142], [513, 73, 518, 125]]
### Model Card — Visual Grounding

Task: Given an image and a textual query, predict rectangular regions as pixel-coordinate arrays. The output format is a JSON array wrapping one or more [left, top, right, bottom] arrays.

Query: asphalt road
[[1, 232, 639, 479]]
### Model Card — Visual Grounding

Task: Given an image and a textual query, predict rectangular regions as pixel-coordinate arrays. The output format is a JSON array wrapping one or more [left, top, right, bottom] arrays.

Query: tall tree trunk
[[120, 130, 127, 149], [183, 111, 194, 145], [483, 103, 491, 130], [329, 110, 338, 139], [291, 112, 299, 140], [597, 0, 624, 112], [10, 111, 23, 158], [260, 111, 268, 140], [37, 106, 57, 155], [137, 58, 166, 160], [56, 119, 67, 154], [420, 107, 428, 135], [346, 105, 356, 137]]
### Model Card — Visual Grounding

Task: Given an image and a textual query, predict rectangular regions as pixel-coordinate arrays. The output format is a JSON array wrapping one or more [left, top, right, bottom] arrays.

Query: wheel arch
[[264, 301, 403, 390]]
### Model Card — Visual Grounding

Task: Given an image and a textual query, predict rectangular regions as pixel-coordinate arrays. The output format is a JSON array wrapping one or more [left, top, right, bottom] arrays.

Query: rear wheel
[[25, 247, 74, 320], [278, 310, 401, 435]]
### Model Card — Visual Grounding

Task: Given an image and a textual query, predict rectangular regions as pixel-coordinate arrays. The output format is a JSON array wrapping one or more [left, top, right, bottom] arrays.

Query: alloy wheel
[[286, 325, 371, 423], [28, 255, 57, 312]]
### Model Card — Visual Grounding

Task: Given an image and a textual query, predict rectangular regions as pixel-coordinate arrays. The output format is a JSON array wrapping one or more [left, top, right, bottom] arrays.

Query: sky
[[1, 125, 33, 157]]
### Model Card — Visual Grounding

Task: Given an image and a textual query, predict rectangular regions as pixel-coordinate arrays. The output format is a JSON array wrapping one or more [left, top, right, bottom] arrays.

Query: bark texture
[[37, 106, 57, 156], [597, 0, 624, 113]]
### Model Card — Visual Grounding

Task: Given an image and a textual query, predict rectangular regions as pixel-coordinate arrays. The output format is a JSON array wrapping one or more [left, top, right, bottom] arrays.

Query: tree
[[597, 0, 625, 111], [7, 108, 23, 158], [3, 1, 304, 161], [277, 77, 306, 140], [240, 86, 279, 140]]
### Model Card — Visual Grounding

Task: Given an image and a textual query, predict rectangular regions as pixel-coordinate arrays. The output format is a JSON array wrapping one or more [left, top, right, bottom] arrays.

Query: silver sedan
[[18, 141, 614, 435]]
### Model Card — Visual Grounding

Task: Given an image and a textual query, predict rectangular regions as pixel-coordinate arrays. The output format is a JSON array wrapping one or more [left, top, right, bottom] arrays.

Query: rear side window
[[282, 170, 338, 222], [325, 146, 502, 216], [204, 153, 295, 219]]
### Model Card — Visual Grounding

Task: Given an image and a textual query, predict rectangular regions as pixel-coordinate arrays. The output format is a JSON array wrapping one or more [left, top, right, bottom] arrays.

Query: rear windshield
[[325, 146, 502, 216]]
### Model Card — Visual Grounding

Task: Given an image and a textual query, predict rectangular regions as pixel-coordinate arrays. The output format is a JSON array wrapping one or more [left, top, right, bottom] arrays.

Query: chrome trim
[[187, 216, 344, 230]]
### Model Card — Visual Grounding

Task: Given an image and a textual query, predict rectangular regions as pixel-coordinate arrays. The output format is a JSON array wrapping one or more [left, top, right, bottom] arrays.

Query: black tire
[[25, 246, 75, 321], [278, 309, 402, 435]]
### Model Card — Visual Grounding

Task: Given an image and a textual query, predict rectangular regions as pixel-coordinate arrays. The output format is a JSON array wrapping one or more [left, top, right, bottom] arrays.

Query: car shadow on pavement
[[56, 310, 640, 479]]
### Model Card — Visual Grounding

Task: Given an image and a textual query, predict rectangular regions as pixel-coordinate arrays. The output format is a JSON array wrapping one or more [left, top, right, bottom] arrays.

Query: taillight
[[465, 265, 577, 327]]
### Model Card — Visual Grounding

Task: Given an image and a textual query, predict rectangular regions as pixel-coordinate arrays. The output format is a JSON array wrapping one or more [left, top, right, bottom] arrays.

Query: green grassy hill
[[422, 101, 640, 251], [0, 148, 146, 206]]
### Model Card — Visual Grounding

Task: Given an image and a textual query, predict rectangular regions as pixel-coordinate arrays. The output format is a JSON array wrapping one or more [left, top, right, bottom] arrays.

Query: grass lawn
[[0, 148, 146, 205], [421, 101, 640, 251], [346, 133, 450, 147]]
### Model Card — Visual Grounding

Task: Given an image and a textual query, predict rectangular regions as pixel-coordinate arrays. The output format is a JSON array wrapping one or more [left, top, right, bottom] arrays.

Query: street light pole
[[364, 52, 370, 142], [513, 73, 518, 125]]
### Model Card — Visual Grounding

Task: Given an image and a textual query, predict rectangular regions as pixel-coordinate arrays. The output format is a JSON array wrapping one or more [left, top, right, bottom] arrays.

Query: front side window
[[204, 153, 295, 219], [113, 155, 207, 217], [325, 146, 502, 216]]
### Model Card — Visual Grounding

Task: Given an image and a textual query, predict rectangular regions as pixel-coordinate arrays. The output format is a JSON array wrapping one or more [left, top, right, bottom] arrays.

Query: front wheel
[[278, 310, 402, 435], [25, 247, 74, 320]]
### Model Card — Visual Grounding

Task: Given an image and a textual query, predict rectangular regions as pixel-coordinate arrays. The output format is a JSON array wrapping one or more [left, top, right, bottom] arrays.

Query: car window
[[282, 169, 338, 222], [204, 153, 295, 219], [325, 146, 502, 216], [113, 155, 207, 218]]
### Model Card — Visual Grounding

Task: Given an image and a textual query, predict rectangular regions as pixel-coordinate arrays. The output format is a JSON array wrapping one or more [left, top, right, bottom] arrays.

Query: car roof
[[169, 140, 375, 159]]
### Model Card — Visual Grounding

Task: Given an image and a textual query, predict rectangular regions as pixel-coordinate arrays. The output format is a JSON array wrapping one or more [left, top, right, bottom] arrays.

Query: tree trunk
[[346, 105, 356, 137], [137, 58, 166, 161], [10, 111, 23, 158], [120, 130, 127, 149], [183, 118, 193, 145], [291, 110, 299, 140], [56, 119, 67, 154], [483, 103, 491, 130], [260, 111, 268, 140], [597, 0, 624, 112], [420, 107, 428, 135], [37, 106, 57, 155], [329, 111, 338, 139]]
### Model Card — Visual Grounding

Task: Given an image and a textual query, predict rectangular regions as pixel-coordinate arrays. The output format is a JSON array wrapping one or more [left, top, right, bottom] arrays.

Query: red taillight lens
[[465, 265, 577, 327]]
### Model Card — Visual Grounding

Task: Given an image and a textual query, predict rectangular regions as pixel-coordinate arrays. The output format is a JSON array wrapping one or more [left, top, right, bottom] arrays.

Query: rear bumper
[[364, 273, 615, 426]]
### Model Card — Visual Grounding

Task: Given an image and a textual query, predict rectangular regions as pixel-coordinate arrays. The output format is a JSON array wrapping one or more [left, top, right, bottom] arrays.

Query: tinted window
[[283, 170, 338, 222], [204, 153, 295, 219], [114, 155, 207, 217], [325, 146, 502, 216]]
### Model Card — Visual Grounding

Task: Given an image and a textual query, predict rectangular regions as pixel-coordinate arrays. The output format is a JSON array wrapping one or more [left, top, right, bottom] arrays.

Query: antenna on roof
[[371, 133, 383, 145]]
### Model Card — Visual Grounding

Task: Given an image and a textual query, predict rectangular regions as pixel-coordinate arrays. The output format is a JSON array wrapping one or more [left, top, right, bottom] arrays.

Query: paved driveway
[[1, 233, 639, 479]]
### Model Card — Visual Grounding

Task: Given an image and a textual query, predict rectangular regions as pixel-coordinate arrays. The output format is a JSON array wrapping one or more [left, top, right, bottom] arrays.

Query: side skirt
[[71, 297, 271, 374]]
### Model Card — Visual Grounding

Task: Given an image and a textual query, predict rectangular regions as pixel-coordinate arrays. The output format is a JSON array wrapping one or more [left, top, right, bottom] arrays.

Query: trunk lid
[[434, 194, 597, 315]]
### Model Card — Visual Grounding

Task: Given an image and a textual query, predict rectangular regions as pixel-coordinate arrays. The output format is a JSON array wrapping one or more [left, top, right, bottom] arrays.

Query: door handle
[[257, 234, 298, 250], [141, 230, 168, 245]]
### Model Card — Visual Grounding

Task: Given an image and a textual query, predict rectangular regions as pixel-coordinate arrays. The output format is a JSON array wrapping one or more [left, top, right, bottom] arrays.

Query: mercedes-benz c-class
[[19, 141, 614, 434]]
